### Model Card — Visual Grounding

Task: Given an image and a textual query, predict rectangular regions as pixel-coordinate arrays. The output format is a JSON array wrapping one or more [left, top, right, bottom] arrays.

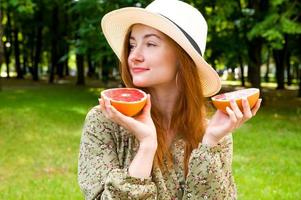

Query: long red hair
[[119, 27, 207, 176]]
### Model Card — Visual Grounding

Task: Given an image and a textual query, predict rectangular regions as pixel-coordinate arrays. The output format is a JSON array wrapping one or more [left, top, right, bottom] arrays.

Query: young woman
[[78, 0, 262, 199]]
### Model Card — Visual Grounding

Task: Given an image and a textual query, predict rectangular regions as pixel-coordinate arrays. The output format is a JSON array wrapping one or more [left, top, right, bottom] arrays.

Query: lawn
[[0, 80, 300, 199]]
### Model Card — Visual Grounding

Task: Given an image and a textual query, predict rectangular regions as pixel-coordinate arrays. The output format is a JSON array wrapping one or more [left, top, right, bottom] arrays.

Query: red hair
[[120, 27, 207, 176]]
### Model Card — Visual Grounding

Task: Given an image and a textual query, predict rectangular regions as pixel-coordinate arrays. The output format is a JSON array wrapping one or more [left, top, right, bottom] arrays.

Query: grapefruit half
[[101, 88, 147, 117], [211, 88, 260, 113]]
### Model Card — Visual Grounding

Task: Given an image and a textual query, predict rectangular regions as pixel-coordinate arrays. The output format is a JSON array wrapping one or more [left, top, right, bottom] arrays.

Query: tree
[[0, 3, 3, 91], [32, 0, 44, 81], [9, 0, 35, 79], [0, 2, 4, 68], [249, 0, 301, 89], [3, 1, 13, 78]]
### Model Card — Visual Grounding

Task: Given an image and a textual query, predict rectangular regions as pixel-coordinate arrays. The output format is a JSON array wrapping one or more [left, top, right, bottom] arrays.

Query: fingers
[[98, 98, 106, 115], [99, 95, 134, 129], [226, 106, 238, 128], [99, 97, 115, 119], [229, 99, 243, 128], [102, 95, 122, 118], [251, 98, 262, 116], [227, 97, 262, 129], [230, 99, 243, 119], [242, 97, 253, 120], [228, 97, 255, 129]]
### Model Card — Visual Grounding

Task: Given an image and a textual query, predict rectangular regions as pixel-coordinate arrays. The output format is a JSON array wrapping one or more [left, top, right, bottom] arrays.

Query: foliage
[[0, 0, 300, 90], [247, 0, 301, 49]]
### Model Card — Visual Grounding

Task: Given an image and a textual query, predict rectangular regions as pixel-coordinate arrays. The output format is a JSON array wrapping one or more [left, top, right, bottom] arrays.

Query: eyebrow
[[130, 33, 162, 40]]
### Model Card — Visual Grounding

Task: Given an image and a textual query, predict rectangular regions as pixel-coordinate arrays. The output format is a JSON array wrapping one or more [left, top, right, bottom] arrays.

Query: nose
[[128, 46, 144, 64]]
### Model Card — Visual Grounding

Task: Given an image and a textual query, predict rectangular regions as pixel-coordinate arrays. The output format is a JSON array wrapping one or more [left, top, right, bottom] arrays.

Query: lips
[[131, 67, 149, 73]]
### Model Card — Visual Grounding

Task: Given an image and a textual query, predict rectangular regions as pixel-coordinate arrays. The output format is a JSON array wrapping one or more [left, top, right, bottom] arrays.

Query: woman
[[78, 0, 262, 199]]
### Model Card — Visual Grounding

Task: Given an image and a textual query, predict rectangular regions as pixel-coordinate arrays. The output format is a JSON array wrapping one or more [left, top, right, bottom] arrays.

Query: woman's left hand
[[202, 98, 262, 146]]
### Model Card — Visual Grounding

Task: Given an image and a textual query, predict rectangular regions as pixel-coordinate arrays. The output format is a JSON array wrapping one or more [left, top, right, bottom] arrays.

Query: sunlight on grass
[[0, 85, 99, 199], [232, 105, 301, 200]]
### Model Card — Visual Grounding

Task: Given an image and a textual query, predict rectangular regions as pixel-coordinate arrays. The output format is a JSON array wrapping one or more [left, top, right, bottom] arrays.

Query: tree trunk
[[57, 43, 64, 78], [283, 34, 291, 86], [33, 4, 43, 81], [49, 5, 59, 83], [238, 55, 245, 87], [0, 5, 3, 91], [247, 38, 262, 89], [3, 43, 10, 78], [273, 49, 285, 89], [29, 39, 35, 77], [236, 0, 246, 87], [0, 5, 3, 72], [4, 6, 13, 78], [264, 47, 270, 82], [87, 53, 95, 78], [273, 34, 289, 89], [22, 43, 28, 75], [57, 7, 68, 79], [33, 46, 41, 80], [298, 65, 301, 97], [245, 0, 268, 89], [286, 51, 292, 86], [57, 39, 67, 79], [62, 5, 69, 77], [13, 28, 23, 79], [64, 45, 69, 76], [273, 35, 289, 90], [76, 53, 85, 85], [294, 63, 299, 85]]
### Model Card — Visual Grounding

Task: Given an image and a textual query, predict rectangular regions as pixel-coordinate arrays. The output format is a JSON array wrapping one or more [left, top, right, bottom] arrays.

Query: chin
[[132, 79, 150, 87], [133, 82, 148, 87]]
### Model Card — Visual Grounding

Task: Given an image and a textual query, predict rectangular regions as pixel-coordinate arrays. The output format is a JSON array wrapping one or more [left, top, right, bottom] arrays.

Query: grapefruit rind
[[211, 88, 260, 113], [101, 88, 147, 117]]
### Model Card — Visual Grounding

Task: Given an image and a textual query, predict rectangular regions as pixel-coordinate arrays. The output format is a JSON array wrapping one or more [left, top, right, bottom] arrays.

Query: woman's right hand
[[99, 94, 157, 148]]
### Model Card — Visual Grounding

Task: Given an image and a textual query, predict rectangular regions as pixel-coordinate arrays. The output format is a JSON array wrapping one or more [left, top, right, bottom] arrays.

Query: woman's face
[[128, 24, 178, 88]]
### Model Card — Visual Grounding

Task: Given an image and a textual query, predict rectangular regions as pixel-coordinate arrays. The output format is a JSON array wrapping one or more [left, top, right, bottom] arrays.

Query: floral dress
[[78, 106, 237, 200]]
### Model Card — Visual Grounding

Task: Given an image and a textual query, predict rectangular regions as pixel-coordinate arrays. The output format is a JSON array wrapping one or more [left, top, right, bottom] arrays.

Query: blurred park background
[[0, 0, 301, 199]]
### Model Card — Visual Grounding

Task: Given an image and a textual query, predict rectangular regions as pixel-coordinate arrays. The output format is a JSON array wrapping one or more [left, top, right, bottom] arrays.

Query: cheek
[[152, 62, 177, 83], [160, 52, 178, 74]]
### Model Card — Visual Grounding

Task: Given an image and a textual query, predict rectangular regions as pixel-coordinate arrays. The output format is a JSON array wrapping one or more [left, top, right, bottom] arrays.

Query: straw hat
[[101, 0, 221, 97]]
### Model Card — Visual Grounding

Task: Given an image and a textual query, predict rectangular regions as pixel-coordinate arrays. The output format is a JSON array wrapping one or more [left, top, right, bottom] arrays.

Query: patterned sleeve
[[78, 107, 157, 200], [183, 135, 237, 200]]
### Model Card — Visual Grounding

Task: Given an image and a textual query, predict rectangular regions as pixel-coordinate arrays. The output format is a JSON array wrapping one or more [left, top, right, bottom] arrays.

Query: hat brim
[[101, 7, 221, 97]]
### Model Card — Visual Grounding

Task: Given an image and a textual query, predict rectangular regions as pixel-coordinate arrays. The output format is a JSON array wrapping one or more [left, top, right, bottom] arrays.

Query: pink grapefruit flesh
[[211, 88, 260, 113], [101, 88, 147, 116]]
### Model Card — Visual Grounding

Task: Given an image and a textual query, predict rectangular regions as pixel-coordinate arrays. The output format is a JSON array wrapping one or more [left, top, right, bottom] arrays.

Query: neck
[[148, 84, 179, 128]]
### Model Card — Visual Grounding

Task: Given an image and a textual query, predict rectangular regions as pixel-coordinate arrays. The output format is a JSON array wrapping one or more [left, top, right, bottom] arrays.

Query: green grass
[[0, 84, 103, 200], [0, 81, 300, 199], [232, 93, 301, 199]]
